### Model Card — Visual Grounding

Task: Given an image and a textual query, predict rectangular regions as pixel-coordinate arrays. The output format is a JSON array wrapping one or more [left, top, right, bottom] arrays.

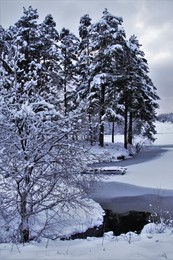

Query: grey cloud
[[144, 0, 173, 26], [151, 60, 173, 96]]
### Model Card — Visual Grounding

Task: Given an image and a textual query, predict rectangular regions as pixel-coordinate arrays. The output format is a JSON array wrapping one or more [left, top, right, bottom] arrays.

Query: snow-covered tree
[[119, 35, 159, 148], [76, 14, 98, 144], [0, 7, 95, 243], [59, 27, 79, 115], [0, 92, 93, 242], [88, 9, 126, 147], [77, 14, 92, 99]]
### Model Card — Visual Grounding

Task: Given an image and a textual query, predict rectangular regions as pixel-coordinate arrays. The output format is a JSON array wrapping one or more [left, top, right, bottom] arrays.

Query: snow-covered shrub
[[132, 136, 152, 153], [141, 222, 166, 235]]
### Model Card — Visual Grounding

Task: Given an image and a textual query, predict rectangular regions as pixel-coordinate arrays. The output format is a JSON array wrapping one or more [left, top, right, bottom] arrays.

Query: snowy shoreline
[[1, 122, 173, 260], [92, 129, 173, 216]]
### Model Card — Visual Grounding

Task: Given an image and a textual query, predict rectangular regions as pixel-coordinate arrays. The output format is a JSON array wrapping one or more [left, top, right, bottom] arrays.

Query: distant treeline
[[157, 112, 173, 123]]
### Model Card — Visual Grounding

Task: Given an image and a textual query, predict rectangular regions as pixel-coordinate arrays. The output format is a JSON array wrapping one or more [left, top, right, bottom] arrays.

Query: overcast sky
[[0, 0, 173, 114]]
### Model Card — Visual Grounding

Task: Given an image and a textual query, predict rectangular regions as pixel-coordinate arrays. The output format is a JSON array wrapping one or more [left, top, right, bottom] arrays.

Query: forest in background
[[157, 112, 173, 123]]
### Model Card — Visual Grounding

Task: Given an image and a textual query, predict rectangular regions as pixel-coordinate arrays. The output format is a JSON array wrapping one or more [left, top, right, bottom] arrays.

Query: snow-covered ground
[[1, 121, 173, 260], [107, 146, 173, 189], [105, 121, 173, 189], [1, 225, 173, 260], [1, 226, 173, 260]]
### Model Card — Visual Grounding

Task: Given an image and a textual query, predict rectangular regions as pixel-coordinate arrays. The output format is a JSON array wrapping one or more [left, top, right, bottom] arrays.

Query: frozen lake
[[92, 141, 173, 218]]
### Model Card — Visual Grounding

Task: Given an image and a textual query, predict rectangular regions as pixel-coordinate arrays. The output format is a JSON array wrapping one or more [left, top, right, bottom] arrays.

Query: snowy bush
[[141, 222, 166, 235]]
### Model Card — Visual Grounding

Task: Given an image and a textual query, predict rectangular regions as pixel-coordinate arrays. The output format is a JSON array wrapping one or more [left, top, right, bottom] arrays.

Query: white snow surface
[[108, 146, 173, 189], [1, 121, 173, 260], [1, 227, 173, 260], [106, 121, 173, 190]]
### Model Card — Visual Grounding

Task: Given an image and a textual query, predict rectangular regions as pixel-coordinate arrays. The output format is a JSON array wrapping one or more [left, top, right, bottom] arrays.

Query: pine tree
[[76, 14, 97, 144], [119, 35, 159, 149], [88, 9, 126, 147], [77, 14, 92, 98], [59, 27, 79, 115]]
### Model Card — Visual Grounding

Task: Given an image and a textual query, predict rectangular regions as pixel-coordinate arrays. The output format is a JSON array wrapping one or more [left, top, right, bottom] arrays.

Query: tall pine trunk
[[99, 115, 104, 147], [64, 82, 67, 116], [128, 111, 133, 145], [124, 104, 128, 149], [64, 49, 67, 117], [112, 119, 115, 143], [88, 114, 94, 145], [99, 84, 105, 147]]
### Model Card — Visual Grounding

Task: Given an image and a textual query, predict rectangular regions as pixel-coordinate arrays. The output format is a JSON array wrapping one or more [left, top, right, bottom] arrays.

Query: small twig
[[46, 238, 49, 248], [10, 243, 21, 253]]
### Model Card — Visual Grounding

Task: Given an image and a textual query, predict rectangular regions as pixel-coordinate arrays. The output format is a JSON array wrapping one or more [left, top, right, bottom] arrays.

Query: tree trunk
[[88, 114, 94, 145], [64, 82, 67, 116], [99, 84, 105, 147], [99, 119, 104, 147], [20, 222, 29, 244], [18, 168, 33, 243], [19, 191, 29, 243], [64, 48, 67, 116], [128, 111, 133, 145], [124, 104, 128, 149], [112, 119, 115, 143]]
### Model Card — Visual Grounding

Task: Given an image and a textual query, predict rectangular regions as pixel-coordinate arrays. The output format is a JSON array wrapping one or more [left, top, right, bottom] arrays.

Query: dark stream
[[69, 210, 150, 239]]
